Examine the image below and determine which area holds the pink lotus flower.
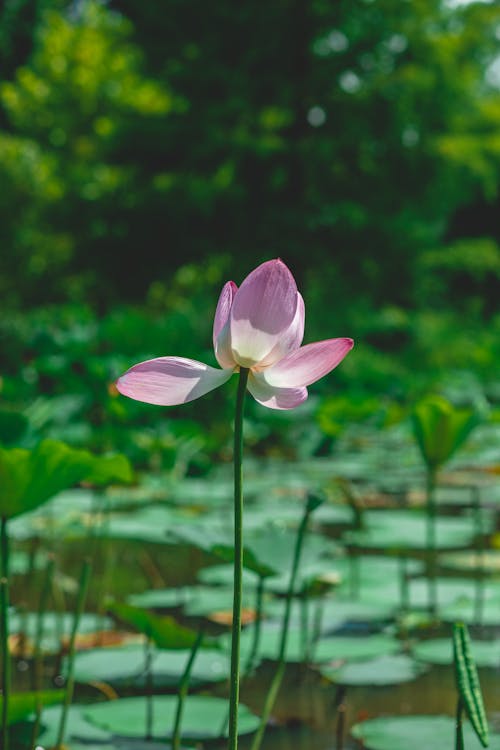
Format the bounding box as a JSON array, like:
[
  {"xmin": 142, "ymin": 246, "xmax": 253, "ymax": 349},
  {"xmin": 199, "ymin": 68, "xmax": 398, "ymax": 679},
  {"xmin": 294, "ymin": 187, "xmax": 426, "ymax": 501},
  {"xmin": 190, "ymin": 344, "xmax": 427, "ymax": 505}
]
[{"xmin": 116, "ymin": 259, "xmax": 354, "ymax": 410}]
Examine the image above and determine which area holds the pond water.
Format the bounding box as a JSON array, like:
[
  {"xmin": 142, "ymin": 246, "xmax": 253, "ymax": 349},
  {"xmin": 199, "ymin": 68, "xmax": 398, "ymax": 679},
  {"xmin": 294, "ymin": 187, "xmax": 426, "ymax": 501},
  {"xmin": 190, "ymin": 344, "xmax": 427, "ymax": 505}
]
[{"xmin": 5, "ymin": 418, "xmax": 500, "ymax": 750}]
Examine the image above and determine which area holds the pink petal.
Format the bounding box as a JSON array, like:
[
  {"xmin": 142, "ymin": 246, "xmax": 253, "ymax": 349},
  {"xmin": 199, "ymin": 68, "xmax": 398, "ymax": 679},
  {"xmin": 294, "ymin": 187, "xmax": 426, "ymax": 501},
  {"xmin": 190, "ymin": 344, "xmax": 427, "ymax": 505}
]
[
  {"xmin": 213, "ymin": 281, "xmax": 238, "ymax": 368},
  {"xmin": 116, "ymin": 357, "xmax": 234, "ymax": 406},
  {"xmin": 230, "ymin": 259, "xmax": 298, "ymax": 367},
  {"xmin": 261, "ymin": 338, "xmax": 354, "ymax": 388},
  {"xmin": 247, "ymin": 371, "xmax": 308, "ymax": 410},
  {"xmin": 258, "ymin": 292, "xmax": 305, "ymax": 367}
]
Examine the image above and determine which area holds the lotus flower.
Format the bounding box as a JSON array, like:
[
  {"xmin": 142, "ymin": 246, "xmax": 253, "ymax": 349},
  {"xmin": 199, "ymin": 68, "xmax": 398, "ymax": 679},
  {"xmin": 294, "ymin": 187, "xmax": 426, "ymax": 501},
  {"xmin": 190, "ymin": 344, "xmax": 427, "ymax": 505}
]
[{"xmin": 116, "ymin": 259, "xmax": 354, "ymax": 410}]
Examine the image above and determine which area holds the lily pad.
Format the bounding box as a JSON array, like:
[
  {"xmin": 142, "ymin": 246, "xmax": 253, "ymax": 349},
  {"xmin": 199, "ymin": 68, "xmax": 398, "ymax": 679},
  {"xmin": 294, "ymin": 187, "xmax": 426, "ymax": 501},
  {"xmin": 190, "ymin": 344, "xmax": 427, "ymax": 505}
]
[
  {"xmin": 37, "ymin": 704, "xmax": 113, "ymax": 747},
  {"xmin": 344, "ymin": 509, "xmax": 484, "ymax": 550},
  {"xmin": 314, "ymin": 634, "xmax": 401, "ymax": 663},
  {"xmin": 413, "ymin": 637, "xmax": 500, "ymax": 667},
  {"xmin": 351, "ymin": 715, "xmax": 500, "ymax": 750},
  {"xmin": 84, "ymin": 695, "xmax": 259, "ymax": 739},
  {"xmin": 127, "ymin": 587, "xmax": 191, "ymax": 609},
  {"xmin": 320, "ymin": 654, "xmax": 426, "ymax": 686},
  {"xmin": 9, "ymin": 611, "xmax": 113, "ymax": 653},
  {"xmin": 72, "ymin": 644, "xmax": 230, "ymax": 686}
]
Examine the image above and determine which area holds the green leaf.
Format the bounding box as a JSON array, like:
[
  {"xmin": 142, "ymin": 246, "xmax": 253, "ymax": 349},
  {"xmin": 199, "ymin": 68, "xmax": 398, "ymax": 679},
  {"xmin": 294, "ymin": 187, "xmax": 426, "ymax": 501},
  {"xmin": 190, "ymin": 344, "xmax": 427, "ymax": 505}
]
[
  {"xmin": 453, "ymin": 622, "xmax": 489, "ymax": 748},
  {"xmin": 84, "ymin": 695, "xmax": 260, "ymax": 739},
  {"xmin": 83, "ymin": 453, "xmax": 134, "ymax": 486},
  {"xmin": 0, "ymin": 689, "xmax": 64, "ymax": 725},
  {"xmin": 320, "ymin": 654, "xmax": 426, "ymax": 686},
  {"xmin": 351, "ymin": 716, "xmax": 500, "ymax": 750},
  {"xmin": 412, "ymin": 395, "xmax": 482, "ymax": 470},
  {"xmin": 0, "ymin": 440, "xmax": 132, "ymax": 519},
  {"xmin": 0, "ymin": 409, "xmax": 28, "ymax": 445},
  {"xmin": 108, "ymin": 601, "xmax": 210, "ymax": 650}
]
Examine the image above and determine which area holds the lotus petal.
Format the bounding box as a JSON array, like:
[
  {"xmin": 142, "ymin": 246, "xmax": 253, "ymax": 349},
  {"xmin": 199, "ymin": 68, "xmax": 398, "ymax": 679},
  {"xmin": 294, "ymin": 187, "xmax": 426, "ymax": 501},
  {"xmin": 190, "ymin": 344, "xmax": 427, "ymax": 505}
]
[
  {"xmin": 247, "ymin": 371, "xmax": 308, "ymax": 410},
  {"xmin": 261, "ymin": 338, "xmax": 354, "ymax": 388},
  {"xmin": 230, "ymin": 259, "xmax": 298, "ymax": 367},
  {"xmin": 116, "ymin": 358, "xmax": 234, "ymax": 406},
  {"xmin": 213, "ymin": 281, "xmax": 238, "ymax": 368}
]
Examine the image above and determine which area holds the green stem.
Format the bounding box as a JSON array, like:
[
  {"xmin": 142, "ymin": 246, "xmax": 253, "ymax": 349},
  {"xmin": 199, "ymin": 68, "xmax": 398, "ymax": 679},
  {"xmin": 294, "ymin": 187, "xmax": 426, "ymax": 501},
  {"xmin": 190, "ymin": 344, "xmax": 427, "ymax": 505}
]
[
  {"xmin": 145, "ymin": 634, "xmax": 153, "ymax": 741},
  {"xmin": 172, "ymin": 631, "xmax": 203, "ymax": 750},
  {"xmin": 33, "ymin": 554, "xmax": 55, "ymax": 691},
  {"xmin": 1, "ymin": 516, "xmax": 10, "ymax": 750},
  {"xmin": 55, "ymin": 559, "xmax": 91, "ymax": 750},
  {"xmin": 455, "ymin": 696, "xmax": 464, "ymax": 750},
  {"xmin": 399, "ymin": 552, "xmax": 409, "ymax": 614},
  {"xmin": 250, "ymin": 497, "xmax": 314, "ymax": 750},
  {"xmin": 426, "ymin": 468, "xmax": 437, "ymax": 617},
  {"xmin": 244, "ymin": 575, "xmax": 265, "ymax": 675},
  {"xmin": 228, "ymin": 367, "xmax": 249, "ymax": 750}
]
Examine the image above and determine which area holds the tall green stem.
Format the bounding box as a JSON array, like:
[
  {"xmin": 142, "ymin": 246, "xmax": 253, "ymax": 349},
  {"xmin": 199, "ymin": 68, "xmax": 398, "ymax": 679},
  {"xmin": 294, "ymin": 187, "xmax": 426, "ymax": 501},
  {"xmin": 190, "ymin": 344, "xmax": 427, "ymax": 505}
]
[
  {"xmin": 55, "ymin": 559, "xmax": 91, "ymax": 750},
  {"xmin": 426, "ymin": 468, "xmax": 437, "ymax": 616},
  {"xmin": 1, "ymin": 515, "xmax": 10, "ymax": 750},
  {"xmin": 250, "ymin": 496, "xmax": 315, "ymax": 750},
  {"xmin": 228, "ymin": 367, "xmax": 249, "ymax": 750},
  {"xmin": 244, "ymin": 575, "xmax": 265, "ymax": 675},
  {"xmin": 455, "ymin": 696, "xmax": 464, "ymax": 750},
  {"xmin": 172, "ymin": 631, "xmax": 203, "ymax": 750}
]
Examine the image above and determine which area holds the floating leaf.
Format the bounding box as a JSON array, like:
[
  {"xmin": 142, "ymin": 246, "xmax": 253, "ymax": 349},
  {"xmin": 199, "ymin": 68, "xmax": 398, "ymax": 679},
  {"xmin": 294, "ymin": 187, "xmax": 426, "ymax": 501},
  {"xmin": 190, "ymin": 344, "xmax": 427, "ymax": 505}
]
[
  {"xmin": 320, "ymin": 654, "xmax": 426, "ymax": 686},
  {"xmin": 72, "ymin": 644, "xmax": 230, "ymax": 687},
  {"xmin": 314, "ymin": 634, "xmax": 400, "ymax": 663},
  {"xmin": 84, "ymin": 695, "xmax": 259, "ymax": 739},
  {"xmin": 37, "ymin": 704, "xmax": 112, "ymax": 747},
  {"xmin": 351, "ymin": 715, "xmax": 500, "ymax": 750},
  {"xmin": 414, "ymin": 637, "xmax": 500, "ymax": 668}
]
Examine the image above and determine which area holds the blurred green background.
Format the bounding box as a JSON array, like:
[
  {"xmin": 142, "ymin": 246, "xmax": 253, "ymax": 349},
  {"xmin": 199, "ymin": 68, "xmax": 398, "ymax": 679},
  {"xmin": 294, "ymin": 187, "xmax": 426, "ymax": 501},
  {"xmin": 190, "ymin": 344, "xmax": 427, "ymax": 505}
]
[{"xmin": 0, "ymin": 0, "xmax": 499, "ymax": 466}]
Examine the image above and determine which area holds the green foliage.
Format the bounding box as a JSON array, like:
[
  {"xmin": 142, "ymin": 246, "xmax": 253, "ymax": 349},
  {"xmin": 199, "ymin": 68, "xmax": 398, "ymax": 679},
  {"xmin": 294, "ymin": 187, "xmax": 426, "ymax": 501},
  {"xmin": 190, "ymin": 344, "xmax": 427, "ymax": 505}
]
[
  {"xmin": 108, "ymin": 601, "xmax": 209, "ymax": 650},
  {"xmin": 1, "ymin": 0, "xmax": 500, "ymax": 310},
  {"xmin": 412, "ymin": 395, "xmax": 482, "ymax": 471},
  {"xmin": 453, "ymin": 622, "xmax": 489, "ymax": 748},
  {"xmin": 0, "ymin": 440, "xmax": 131, "ymax": 519},
  {"xmin": 0, "ymin": 689, "xmax": 64, "ymax": 725}
]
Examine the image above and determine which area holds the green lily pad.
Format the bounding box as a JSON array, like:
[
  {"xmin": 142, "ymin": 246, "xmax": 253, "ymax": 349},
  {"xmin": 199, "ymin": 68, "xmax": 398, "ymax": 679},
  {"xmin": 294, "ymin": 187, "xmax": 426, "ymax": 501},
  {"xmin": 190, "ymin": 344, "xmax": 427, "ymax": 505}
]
[
  {"xmin": 351, "ymin": 715, "xmax": 500, "ymax": 750},
  {"xmin": 440, "ymin": 598, "xmax": 500, "ymax": 625},
  {"xmin": 440, "ymin": 550, "xmax": 500, "ymax": 574},
  {"xmin": 413, "ymin": 637, "xmax": 500, "ymax": 667},
  {"xmin": 344, "ymin": 509, "xmax": 484, "ymax": 550},
  {"xmin": 197, "ymin": 564, "xmax": 259, "ymax": 587},
  {"xmin": 84, "ymin": 695, "xmax": 259, "ymax": 739},
  {"xmin": 320, "ymin": 654, "xmax": 426, "ymax": 686},
  {"xmin": 314, "ymin": 634, "xmax": 401, "ymax": 663},
  {"xmin": 72, "ymin": 644, "xmax": 230, "ymax": 686},
  {"xmin": 127, "ymin": 588, "xmax": 191, "ymax": 609},
  {"xmin": 9, "ymin": 611, "xmax": 113, "ymax": 653},
  {"xmin": 37, "ymin": 704, "xmax": 113, "ymax": 747}
]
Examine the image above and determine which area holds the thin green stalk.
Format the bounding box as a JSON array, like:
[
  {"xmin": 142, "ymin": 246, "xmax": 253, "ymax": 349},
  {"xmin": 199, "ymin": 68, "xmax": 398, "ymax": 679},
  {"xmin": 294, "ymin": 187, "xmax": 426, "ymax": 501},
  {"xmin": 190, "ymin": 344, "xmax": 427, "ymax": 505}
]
[
  {"xmin": 30, "ymin": 554, "xmax": 56, "ymax": 750},
  {"xmin": 244, "ymin": 575, "xmax": 265, "ymax": 675},
  {"xmin": 300, "ymin": 588, "xmax": 310, "ymax": 663},
  {"xmin": 250, "ymin": 497, "xmax": 315, "ymax": 750},
  {"xmin": 455, "ymin": 696, "xmax": 464, "ymax": 750},
  {"xmin": 472, "ymin": 486, "xmax": 485, "ymax": 625},
  {"xmin": 32, "ymin": 554, "xmax": 56, "ymax": 691},
  {"xmin": 55, "ymin": 559, "xmax": 91, "ymax": 750},
  {"xmin": 399, "ymin": 553, "xmax": 409, "ymax": 614},
  {"xmin": 172, "ymin": 631, "xmax": 203, "ymax": 750},
  {"xmin": 1, "ymin": 515, "xmax": 10, "ymax": 750},
  {"xmin": 426, "ymin": 469, "xmax": 437, "ymax": 616},
  {"xmin": 145, "ymin": 634, "xmax": 154, "ymax": 741},
  {"xmin": 228, "ymin": 367, "xmax": 249, "ymax": 750}
]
